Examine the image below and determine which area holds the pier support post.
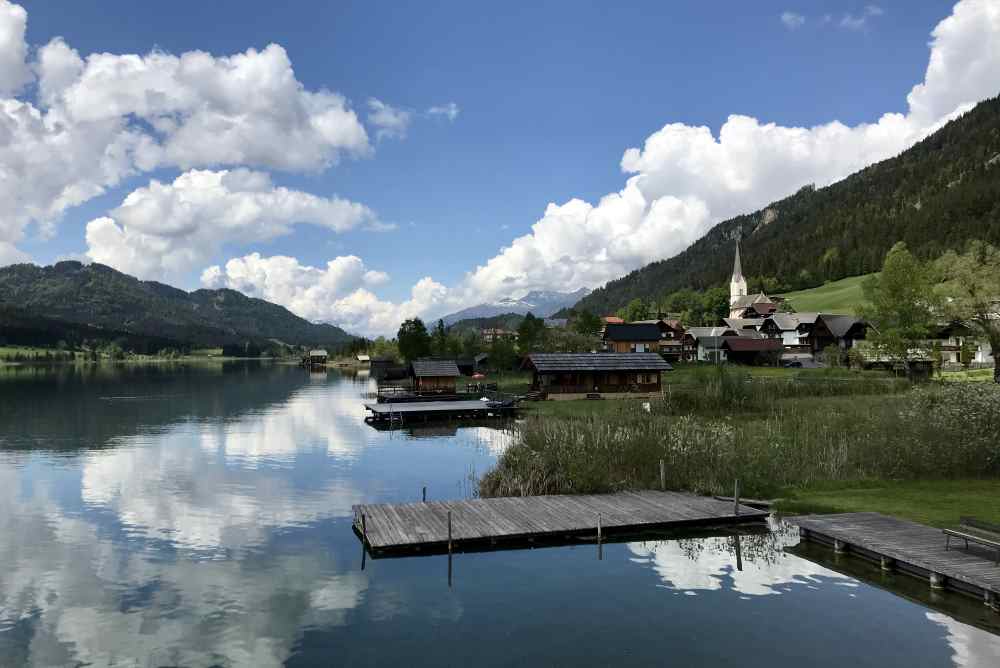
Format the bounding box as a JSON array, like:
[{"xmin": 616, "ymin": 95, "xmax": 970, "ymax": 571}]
[
  {"xmin": 659, "ymin": 459, "xmax": 666, "ymax": 491},
  {"xmin": 930, "ymin": 572, "xmax": 946, "ymax": 589},
  {"xmin": 733, "ymin": 479, "xmax": 740, "ymax": 516},
  {"xmin": 880, "ymin": 556, "xmax": 894, "ymax": 572},
  {"xmin": 422, "ymin": 486, "xmax": 427, "ymax": 502},
  {"xmin": 361, "ymin": 513, "xmax": 368, "ymax": 547},
  {"xmin": 447, "ymin": 510, "xmax": 453, "ymax": 555},
  {"xmin": 833, "ymin": 539, "xmax": 847, "ymax": 554},
  {"xmin": 597, "ymin": 513, "xmax": 603, "ymax": 561}
]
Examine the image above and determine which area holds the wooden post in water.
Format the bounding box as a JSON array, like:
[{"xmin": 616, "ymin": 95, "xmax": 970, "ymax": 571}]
[
  {"xmin": 361, "ymin": 513, "xmax": 369, "ymax": 549},
  {"xmin": 659, "ymin": 459, "xmax": 666, "ymax": 491},
  {"xmin": 597, "ymin": 512, "xmax": 603, "ymax": 561},
  {"xmin": 447, "ymin": 510, "xmax": 453, "ymax": 554},
  {"xmin": 733, "ymin": 479, "xmax": 740, "ymax": 516},
  {"xmin": 422, "ymin": 486, "xmax": 427, "ymax": 502}
]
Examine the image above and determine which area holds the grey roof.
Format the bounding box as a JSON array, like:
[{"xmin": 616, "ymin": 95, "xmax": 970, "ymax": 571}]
[
  {"xmin": 723, "ymin": 318, "xmax": 760, "ymax": 330},
  {"xmin": 529, "ymin": 353, "xmax": 672, "ymax": 373},
  {"xmin": 474, "ymin": 352, "xmax": 489, "ymax": 363},
  {"xmin": 794, "ymin": 312, "xmax": 820, "ymax": 324},
  {"xmin": 686, "ymin": 326, "xmax": 735, "ymax": 339},
  {"xmin": 309, "ymin": 349, "xmax": 328, "ymax": 357},
  {"xmin": 603, "ymin": 323, "xmax": 663, "ymax": 342},
  {"xmin": 767, "ymin": 314, "xmax": 800, "ymax": 331},
  {"xmin": 730, "ymin": 292, "xmax": 773, "ymax": 309},
  {"xmin": 819, "ymin": 314, "xmax": 867, "ymax": 338},
  {"xmin": 735, "ymin": 329, "xmax": 765, "ymax": 339},
  {"xmin": 411, "ymin": 359, "xmax": 461, "ymax": 377}
]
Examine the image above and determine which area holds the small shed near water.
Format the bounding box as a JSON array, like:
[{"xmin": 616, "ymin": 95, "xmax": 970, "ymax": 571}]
[{"xmin": 410, "ymin": 359, "xmax": 462, "ymax": 394}]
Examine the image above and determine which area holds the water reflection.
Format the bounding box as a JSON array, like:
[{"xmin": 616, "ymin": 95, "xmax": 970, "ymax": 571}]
[{"xmin": 1, "ymin": 364, "xmax": 998, "ymax": 667}]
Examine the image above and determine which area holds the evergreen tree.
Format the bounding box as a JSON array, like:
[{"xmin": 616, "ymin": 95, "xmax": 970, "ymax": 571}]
[{"xmin": 397, "ymin": 318, "xmax": 431, "ymax": 362}]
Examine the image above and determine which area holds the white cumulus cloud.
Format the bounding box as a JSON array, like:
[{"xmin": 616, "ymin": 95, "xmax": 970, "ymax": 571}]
[
  {"xmin": 427, "ymin": 102, "xmax": 460, "ymax": 121},
  {"xmin": 366, "ymin": 98, "xmax": 412, "ymax": 141},
  {"xmin": 0, "ymin": 0, "xmax": 375, "ymax": 266},
  {"xmin": 780, "ymin": 12, "xmax": 806, "ymax": 30},
  {"xmin": 201, "ymin": 253, "xmax": 449, "ymax": 336},
  {"xmin": 85, "ymin": 169, "xmax": 377, "ymax": 280}
]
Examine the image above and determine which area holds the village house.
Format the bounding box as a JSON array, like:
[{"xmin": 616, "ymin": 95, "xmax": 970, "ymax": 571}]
[
  {"xmin": 602, "ymin": 323, "xmax": 663, "ymax": 353},
  {"xmin": 410, "ymin": 359, "xmax": 462, "ymax": 394},
  {"xmin": 684, "ymin": 326, "xmax": 737, "ymax": 363},
  {"xmin": 811, "ymin": 314, "xmax": 869, "ymax": 352},
  {"xmin": 526, "ymin": 352, "xmax": 672, "ymax": 399},
  {"xmin": 632, "ymin": 318, "xmax": 690, "ymax": 361},
  {"xmin": 307, "ymin": 349, "xmax": 328, "ymax": 366}
]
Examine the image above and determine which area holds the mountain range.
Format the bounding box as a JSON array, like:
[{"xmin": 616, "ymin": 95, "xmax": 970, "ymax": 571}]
[
  {"xmin": 570, "ymin": 94, "xmax": 1000, "ymax": 316},
  {"xmin": 441, "ymin": 288, "xmax": 590, "ymax": 325},
  {"xmin": 0, "ymin": 261, "xmax": 353, "ymax": 350}
]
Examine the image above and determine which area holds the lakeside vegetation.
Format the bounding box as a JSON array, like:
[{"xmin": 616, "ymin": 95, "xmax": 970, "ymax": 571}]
[{"xmin": 480, "ymin": 366, "xmax": 999, "ymax": 525}]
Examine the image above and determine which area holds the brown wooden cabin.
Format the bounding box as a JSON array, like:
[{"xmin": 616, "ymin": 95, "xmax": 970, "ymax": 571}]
[
  {"xmin": 410, "ymin": 359, "xmax": 461, "ymax": 394},
  {"xmin": 602, "ymin": 323, "xmax": 662, "ymax": 353},
  {"xmin": 722, "ymin": 336, "xmax": 783, "ymax": 365},
  {"xmin": 527, "ymin": 352, "xmax": 672, "ymax": 397}
]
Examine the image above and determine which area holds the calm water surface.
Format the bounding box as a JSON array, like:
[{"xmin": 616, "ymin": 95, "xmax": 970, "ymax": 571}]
[{"xmin": 1, "ymin": 363, "xmax": 998, "ymax": 667}]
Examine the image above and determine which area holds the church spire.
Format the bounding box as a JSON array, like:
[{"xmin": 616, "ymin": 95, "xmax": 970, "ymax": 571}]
[{"xmin": 731, "ymin": 240, "xmax": 743, "ymax": 282}]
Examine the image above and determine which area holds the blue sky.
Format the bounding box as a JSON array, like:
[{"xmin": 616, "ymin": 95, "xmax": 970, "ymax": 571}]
[{"xmin": 4, "ymin": 1, "xmax": 998, "ymax": 334}]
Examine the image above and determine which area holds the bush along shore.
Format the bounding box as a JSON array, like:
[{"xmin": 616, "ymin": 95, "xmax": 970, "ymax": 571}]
[{"xmin": 479, "ymin": 366, "xmax": 999, "ymax": 503}]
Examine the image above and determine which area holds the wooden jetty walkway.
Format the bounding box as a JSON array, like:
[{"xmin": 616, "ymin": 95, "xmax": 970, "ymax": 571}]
[
  {"xmin": 364, "ymin": 399, "xmax": 516, "ymax": 423},
  {"xmin": 353, "ymin": 490, "xmax": 768, "ymax": 556},
  {"xmin": 794, "ymin": 513, "xmax": 1000, "ymax": 607}
]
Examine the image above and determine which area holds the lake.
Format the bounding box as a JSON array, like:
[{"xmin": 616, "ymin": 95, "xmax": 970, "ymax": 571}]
[{"xmin": 1, "ymin": 362, "xmax": 998, "ymax": 666}]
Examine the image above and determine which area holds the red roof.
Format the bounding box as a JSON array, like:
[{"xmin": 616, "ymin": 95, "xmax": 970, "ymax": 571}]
[
  {"xmin": 723, "ymin": 337, "xmax": 783, "ymax": 352},
  {"xmin": 602, "ymin": 316, "xmax": 624, "ymax": 324}
]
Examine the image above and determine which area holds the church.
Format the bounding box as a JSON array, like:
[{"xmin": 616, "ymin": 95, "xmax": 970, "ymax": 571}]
[{"xmin": 728, "ymin": 242, "xmax": 777, "ymax": 320}]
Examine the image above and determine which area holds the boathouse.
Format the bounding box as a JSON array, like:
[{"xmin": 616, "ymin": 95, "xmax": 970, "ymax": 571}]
[
  {"xmin": 526, "ymin": 352, "xmax": 672, "ymax": 399},
  {"xmin": 410, "ymin": 359, "xmax": 461, "ymax": 394},
  {"xmin": 308, "ymin": 349, "xmax": 328, "ymax": 366}
]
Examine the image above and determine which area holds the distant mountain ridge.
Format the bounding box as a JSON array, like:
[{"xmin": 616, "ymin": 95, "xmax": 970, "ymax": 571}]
[
  {"xmin": 571, "ymin": 94, "xmax": 1000, "ymax": 316},
  {"xmin": 0, "ymin": 261, "xmax": 354, "ymax": 348},
  {"xmin": 442, "ymin": 288, "xmax": 589, "ymax": 325}
]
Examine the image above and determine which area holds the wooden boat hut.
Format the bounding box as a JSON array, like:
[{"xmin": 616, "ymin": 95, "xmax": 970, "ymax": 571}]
[
  {"xmin": 410, "ymin": 359, "xmax": 461, "ymax": 395},
  {"xmin": 526, "ymin": 353, "xmax": 672, "ymax": 399},
  {"xmin": 308, "ymin": 349, "xmax": 328, "ymax": 367}
]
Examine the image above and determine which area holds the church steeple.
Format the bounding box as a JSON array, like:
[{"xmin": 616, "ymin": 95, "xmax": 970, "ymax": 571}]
[
  {"xmin": 731, "ymin": 241, "xmax": 744, "ymax": 283},
  {"xmin": 729, "ymin": 241, "xmax": 747, "ymax": 310}
]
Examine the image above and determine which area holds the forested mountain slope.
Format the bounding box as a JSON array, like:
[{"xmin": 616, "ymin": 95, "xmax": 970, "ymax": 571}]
[
  {"xmin": 573, "ymin": 94, "xmax": 1000, "ymax": 315},
  {"xmin": 0, "ymin": 261, "xmax": 353, "ymax": 348}
]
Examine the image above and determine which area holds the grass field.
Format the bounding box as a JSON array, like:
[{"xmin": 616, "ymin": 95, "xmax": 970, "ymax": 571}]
[
  {"xmin": 775, "ymin": 479, "xmax": 1000, "ymax": 527},
  {"xmin": 940, "ymin": 368, "xmax": 995, "ymax": 382},
  {"xmin": 777, "ymin": 273, "xmax": 874, "ymax": 314}
]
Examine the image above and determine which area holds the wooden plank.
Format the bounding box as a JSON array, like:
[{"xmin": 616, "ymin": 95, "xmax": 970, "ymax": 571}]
[
  {"xmin": 356, "ymin": 491, "xmax": 767, "ymax": 552},
  {"xmin": 794, "ymin": 512, "xmax": 1000, "ymax": 593}
]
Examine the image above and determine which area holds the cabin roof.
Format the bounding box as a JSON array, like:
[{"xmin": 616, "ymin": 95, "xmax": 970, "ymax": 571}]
[
  {"xmin": 819, "ymin": 314, "xmax": 867, "ymax": 338},
  {"xmin": 723, "ymin": 318, "xmax": 760, "ymax": 330},
  {"xmin": 528, "ymin": 353, "xmax": 672, "ymax": 373},
  {"xmin": 723, "ymin": 337, "xmax": 783, "ymax": 352},
  {"xmin": 309, "ymin": 349, "xmax": 328, "ymax": 357},
  {"xmin": 411, "ymin": 359, "xmax": 461, "ymax": 377},
  {"xmin": 602, "ymin": 323, "xmax": 662, "ymax": 342},
  {"xmin": 686, "ymin": 326, "xmax": 736, "ymax": 339}
]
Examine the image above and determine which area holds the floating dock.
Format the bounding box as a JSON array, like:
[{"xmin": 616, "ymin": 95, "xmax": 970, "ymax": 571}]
[
  {"xmin": 364, "ymin": 399, "xmax": 516, "ymax": 423},
  {"xmin": 794, "ymin": 512, "xmax": 1000, "ymax": 608},
  {"xmin": 352, "ymin": 490, "xmax": 768, "ymax": 556}
]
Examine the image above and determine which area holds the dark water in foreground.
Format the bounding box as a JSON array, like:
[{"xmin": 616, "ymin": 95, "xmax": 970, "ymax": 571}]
[{"xmin": 1, "ymin": 363, "xmax": 998, "ymax": 667}]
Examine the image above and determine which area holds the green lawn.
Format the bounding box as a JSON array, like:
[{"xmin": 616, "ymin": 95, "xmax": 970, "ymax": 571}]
[
  {"xmin": 940, "ymin": 368, "xmax": 995, "ymax": 382},
  {"xmin": 777, "ymin": 273, "xmax": 874, "ymax": 314},
  {"xmin": 775, "ymin": 479, "xmax": 1000, "ymax": 527}
]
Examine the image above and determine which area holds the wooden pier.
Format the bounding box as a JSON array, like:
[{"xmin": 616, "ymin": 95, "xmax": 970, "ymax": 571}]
[
  {"xmin": 364, "ymin": 399, "xmax": 516, "ymax": 423},
  {"xmin": 794, "ymin": 513, "xmax": 1000, "ymax": 608},
  {"xmin": 352, "ymin": 490, "xmax": 768, "ymax": 556}
]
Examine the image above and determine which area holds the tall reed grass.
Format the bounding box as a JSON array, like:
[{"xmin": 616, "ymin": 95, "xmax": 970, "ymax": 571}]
[{"xmin": 479, "ymin": 377, "xmax": 999, "ymax": 499}]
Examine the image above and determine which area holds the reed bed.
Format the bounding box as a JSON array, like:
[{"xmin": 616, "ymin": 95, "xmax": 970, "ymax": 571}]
[{"xmin": 479, "ymin": 376, "xmax": 1000, "ymax": 499}]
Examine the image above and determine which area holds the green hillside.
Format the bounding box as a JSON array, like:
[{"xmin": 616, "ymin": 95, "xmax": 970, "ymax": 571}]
[
  {"xmin": 0, "ymin": 261, "xmax": 354, "ymax": 350},
  {"xmin": 777, "ymin": 274, "xmax": 873, "ymax": 315},
  {"xmin": 572, "ymin": 94, "xmax": 1000, "ymax": 315}
]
